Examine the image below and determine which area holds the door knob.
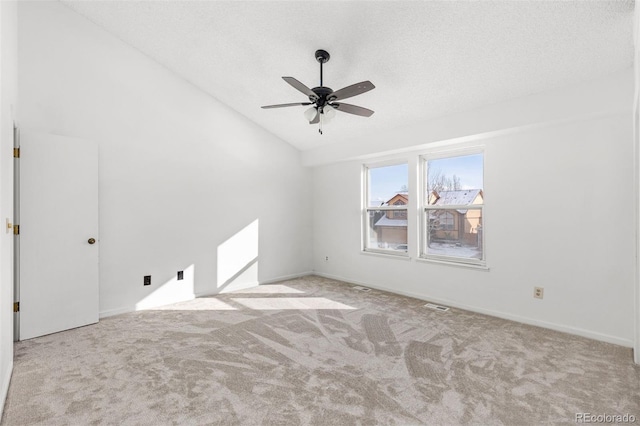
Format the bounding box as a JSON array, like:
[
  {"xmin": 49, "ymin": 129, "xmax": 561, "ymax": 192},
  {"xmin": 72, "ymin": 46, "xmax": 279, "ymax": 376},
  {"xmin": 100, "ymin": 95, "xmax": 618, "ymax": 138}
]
[{"xmin": 88, "ymin": 238, "xmax": 96, "ymax": 245}]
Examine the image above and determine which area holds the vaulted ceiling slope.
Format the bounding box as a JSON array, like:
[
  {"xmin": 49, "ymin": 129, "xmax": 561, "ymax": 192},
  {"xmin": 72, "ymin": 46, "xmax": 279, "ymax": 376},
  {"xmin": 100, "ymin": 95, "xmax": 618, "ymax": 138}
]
[{"xmin": 61, "ymin": 0, "xmax": 634, "ymax": 151}]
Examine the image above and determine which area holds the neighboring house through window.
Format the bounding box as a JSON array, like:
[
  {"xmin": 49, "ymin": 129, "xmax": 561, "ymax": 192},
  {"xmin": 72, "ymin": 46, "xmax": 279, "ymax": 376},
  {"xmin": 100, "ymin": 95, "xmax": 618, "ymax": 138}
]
[
  {"xmin": 422, "ymin": 150, "xmax": 484, "ymax": 265},
  {"xmin": 363, "ymin": 163, "xmax": 408, "ymax": 254}
]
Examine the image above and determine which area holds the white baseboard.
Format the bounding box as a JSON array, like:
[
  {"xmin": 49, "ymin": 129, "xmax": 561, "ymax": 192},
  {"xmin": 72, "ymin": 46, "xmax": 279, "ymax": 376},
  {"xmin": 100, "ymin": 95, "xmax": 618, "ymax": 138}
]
[
  {"xmin": 194, "ymin": 271, "xmax": 313, "ymax": 298},
  {"xmin": 314, "ymin": 272, "xmax": 633, "ymax": 348},
  {"xmin": 0, "ymin": 360, "xmax": 13, "ymax": 420},
  {"xmin": 259, "ymin": 271, "xmax": 314, "ymax": 285},
  {"xmin": 99, "ymin": 306, "xmax": 135, "ymax": 319},
  {"xmin": 100, "ymin": 294, "xmax": 197, "ymax": 318}
]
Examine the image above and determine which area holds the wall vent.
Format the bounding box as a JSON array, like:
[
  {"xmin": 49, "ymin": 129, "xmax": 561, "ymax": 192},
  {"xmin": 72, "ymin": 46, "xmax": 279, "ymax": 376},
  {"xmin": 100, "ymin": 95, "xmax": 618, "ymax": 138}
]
[
  {"xmin": 425, "ymin": 303, "xmax": 450, "ymax": 312},
  {"xmin": 352, "ymin": 286, "xmax": 371, "ymax": 292}
]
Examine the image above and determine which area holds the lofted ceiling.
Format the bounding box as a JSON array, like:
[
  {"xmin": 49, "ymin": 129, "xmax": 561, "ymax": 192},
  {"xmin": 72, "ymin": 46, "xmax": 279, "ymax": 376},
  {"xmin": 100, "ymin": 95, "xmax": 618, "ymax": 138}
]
[{"xmin": 61, "ymin": 0, "xmax": 634, "ymax": 152}]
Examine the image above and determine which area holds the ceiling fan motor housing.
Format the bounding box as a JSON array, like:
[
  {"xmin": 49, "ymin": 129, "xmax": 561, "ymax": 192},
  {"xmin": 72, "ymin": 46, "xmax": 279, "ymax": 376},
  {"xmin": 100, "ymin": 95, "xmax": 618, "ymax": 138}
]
[{"xmin": 310, "ymin": 86, "xmax": 334, "ymax": 106}]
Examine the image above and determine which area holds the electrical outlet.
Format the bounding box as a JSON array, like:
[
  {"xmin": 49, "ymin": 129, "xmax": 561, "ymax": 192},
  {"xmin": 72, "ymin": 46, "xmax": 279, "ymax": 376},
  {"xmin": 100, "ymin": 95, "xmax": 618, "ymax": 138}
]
[
  {"xmin": 534, "ymin": 287, "xmax": 544, "ymax": 299},
  {"xmin": 177, "ymin": 271, "xmax": 184, "ymax": 280},
  {"xmin": 144, "ymin": 275, "xmax": 151, "ymax": 286},
  {"xmin": 325, "ymin": 256, "xmax": 329, "ymax": 262}
]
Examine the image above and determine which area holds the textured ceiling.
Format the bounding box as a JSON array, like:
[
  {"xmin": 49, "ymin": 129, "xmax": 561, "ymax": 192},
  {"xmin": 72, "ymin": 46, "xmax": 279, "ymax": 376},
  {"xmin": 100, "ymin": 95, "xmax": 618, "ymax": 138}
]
[{"xmin": 61, "ymin": 0, "xmax": 634, "ymax": 151}]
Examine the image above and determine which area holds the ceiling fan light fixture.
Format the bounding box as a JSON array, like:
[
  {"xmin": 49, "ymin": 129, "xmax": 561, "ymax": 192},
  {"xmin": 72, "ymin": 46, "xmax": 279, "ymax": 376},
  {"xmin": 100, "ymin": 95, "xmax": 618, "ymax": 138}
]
[
  {"xmin": 322, "ymin": 104, "xmax": 336, "ymax": 122},
  {"xmin": 304, "ymin": 106, "xmax": 318, "ymax": 123}
]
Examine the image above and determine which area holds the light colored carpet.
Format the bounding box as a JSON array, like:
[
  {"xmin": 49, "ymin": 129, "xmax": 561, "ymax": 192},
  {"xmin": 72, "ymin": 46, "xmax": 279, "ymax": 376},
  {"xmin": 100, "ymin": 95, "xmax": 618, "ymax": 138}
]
[{"xmin": 2, "ymin": 275, "xmax": 639, "ymax": 425}]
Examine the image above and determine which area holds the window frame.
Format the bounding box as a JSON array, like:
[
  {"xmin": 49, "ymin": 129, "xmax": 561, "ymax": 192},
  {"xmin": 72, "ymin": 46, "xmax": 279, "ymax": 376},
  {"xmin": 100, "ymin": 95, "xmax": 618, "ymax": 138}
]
[
  {"xmin": 362, "ymin": 161, "xmax": 409, "ymax": 256},
  {"xmin": 419, "ymin": 147, "xmax": 486, "ymax": 266}
]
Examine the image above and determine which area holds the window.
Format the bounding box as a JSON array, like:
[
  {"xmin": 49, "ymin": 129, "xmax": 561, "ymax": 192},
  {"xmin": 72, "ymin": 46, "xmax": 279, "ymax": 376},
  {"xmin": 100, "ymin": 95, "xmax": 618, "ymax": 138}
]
[
  {"xmin": 422, "ymin": 151, "xmax": 484, "ymax": 264},
  {"xmin": 363, "ymin": 163, "xmax": 408, "ymax": 254}
]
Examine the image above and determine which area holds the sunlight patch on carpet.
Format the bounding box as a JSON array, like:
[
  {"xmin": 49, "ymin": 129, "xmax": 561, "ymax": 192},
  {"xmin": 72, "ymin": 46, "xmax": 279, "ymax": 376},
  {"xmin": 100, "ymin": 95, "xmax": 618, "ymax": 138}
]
[
  {"xmin": 230, "ymin": 284, "xmax": 305, "ymax": 294},
  {"xmin": 230, "ymin": 297, "xmax": 356, "ymax": 310},
  {"xmin": 153, "ymin": 298, "xmax": 237, "ymax": 310}
]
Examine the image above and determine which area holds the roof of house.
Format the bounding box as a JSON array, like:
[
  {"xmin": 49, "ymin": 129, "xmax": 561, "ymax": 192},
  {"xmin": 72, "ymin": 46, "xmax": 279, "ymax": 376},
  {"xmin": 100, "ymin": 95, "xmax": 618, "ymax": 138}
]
[
  {"xmin": 374, "ymin": 216, "xmax": 408, "ymax": 227},
  {"xmin": 369, "ymin": 192, "xmax": 408, "ymax": 208},
  {"xmin": 387, "ymin": 193, "xmax": 408, "ymax": 204},
  {"xmin": 430, "ymin": 189, "xmax": 483, "ymax": 214},
  {"xmin": 431, "ymin": 189, "xmax": 482, "ymax": 206}
]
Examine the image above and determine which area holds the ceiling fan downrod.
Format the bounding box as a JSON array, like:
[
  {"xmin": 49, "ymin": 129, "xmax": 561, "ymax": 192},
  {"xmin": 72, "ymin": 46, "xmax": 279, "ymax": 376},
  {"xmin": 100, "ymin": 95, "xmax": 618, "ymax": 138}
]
[
  {"xmin": 315, "ymin": 49, "xmax": 330, "ymax": 87},
  {"xmin": 315, "ymin": 50, "xmax": 330, "ymax": 135}
]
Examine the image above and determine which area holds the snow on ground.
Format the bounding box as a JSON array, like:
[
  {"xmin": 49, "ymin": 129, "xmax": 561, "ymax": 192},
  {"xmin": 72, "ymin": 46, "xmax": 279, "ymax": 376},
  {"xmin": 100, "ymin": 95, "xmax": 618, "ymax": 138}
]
[
  {"xmin": 427, "ymin": 242, "xmax": 482, "ymax": 259},
  {"xmin": 367, "ymin": 240, "xmax": 482, "ymax": 259}
]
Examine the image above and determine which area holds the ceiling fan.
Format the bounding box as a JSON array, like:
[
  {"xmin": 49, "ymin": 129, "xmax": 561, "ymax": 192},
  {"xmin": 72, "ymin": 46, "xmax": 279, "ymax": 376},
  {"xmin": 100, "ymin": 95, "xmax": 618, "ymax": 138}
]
[{"xmin": 261, "ymin": 50, "xmax": 375, "ymax": 134}]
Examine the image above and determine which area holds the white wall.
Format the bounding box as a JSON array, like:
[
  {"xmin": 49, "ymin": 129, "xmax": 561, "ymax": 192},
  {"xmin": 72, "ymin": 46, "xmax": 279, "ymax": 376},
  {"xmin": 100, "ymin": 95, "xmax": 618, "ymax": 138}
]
[
  {"xmin": 633, "ymin": 3, "xmax": 640, "ymax": 364},
  {"xmin": 312, "ymin": 70, "xmax": 636, "ymax": 347},
  {"xmin": 18, "ymin": 1, "xmax": 312, "ymax": 316},
  {"xmin": 0, "ymin": 0, "xmax": 17, "ymax": 417},
  {"xmin": 303, "ymin": 70, "xmax": 631, "ymax": 167}
]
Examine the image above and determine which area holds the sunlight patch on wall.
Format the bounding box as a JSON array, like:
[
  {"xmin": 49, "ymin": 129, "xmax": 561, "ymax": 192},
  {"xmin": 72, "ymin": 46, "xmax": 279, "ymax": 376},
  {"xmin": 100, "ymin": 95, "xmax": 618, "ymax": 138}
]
[
  {"xmin": 135, "ymin": 264, "xmax": 196, "ymax": 310},
  {"xmin": 217, "ymin": 219, "xmax": 259, "ymax": 292},
  {"xmin": 230, "ymin": 297, "xmax": 356, "ymax": 310}
]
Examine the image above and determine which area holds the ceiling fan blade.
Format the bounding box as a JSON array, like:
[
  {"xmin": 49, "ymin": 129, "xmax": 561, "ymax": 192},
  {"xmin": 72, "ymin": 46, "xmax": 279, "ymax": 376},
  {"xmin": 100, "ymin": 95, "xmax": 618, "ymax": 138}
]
[
  {"xmin": 332, "ymin": 102, "xmax": 374, "ymax": 117},
  {"xmin": 282, "ymin": 77, "xmax": 317, "ymax": 100},
  {"xmin": 261, "ymin": 102, "xmax": 312, "ymax": 109},
  {"xmin": 309, "ymin": 112, "xmax": 320, "ymax": 124},
  {"xmin": 329, "ymin": 81, "xmax": 375, "ymax": 101}
]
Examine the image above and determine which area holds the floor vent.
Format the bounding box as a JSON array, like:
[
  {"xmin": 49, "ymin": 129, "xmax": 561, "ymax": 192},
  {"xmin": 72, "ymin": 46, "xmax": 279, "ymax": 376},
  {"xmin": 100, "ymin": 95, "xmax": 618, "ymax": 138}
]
[
  {"xmin": 425, "ymin": 303, "xmax": 450, "ymax": 312},
  {"xmin": 352, "ymin": 286, "xmax": 371, "ymax": 292}
]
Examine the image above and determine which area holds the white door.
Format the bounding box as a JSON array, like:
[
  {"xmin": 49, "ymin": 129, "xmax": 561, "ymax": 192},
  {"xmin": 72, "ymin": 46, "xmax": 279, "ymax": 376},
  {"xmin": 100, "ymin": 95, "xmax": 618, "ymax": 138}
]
[{"xmin": 20, "ymin": 131, "xmax": 99, "ymax": 340}]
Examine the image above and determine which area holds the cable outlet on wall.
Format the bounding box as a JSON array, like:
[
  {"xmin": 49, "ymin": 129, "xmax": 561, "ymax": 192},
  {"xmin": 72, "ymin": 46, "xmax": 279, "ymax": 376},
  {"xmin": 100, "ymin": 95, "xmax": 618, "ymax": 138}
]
[{"xmin": 534, "ymin": 287, "xmax": 544, "ymax": 299}]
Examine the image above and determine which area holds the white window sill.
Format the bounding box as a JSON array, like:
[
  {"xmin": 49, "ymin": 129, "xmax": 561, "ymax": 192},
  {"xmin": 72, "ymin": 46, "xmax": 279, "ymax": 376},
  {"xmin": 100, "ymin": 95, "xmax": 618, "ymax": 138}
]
[
  {"xmin": 360, "ymin": 250, "xmax": 489, "ymax": 270},
  {"xmin": 415, "ymin": 256, "xmax": 490, "ymax": 271},
  {"xmin": 361, "ymin": 250, "xmax": 411, "ymax": 261}
]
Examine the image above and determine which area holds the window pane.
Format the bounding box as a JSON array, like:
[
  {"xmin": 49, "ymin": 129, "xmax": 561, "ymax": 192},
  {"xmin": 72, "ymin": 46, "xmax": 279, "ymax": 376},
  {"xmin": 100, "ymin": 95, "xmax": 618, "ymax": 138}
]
[
  {"xmin": 368, "ymin": 164, "xmax": 409, "ymax": 207},
  {"xmin": 366, "ymin": 209, "xmax": 408, "ymax": 252},
  {"xmin": 426, "ymin": 154, "xmax": 483, "ymax": 205},
  {"xmin": 427, "ymin": 208, "xmax": 483, "ymax": 260}
]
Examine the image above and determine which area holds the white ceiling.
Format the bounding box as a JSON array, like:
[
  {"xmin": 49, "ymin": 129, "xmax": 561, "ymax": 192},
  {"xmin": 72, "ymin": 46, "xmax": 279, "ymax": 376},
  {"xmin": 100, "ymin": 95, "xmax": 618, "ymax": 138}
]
[{"xmin": 61, "ymin": 0, "xmax": 634, "ymax": 152}]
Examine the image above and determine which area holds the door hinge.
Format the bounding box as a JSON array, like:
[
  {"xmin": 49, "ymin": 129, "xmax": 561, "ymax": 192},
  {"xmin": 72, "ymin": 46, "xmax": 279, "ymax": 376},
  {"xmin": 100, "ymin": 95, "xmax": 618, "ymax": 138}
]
[
  {"xmin": 13, "ymin": 148, "xmax": 19, "ymax": 158},
  {"xmin": 13, "ymin": 224, "xmax": 19, "ymax": 235},
  {"xmin": 13, "ymin": 302, "xmax": 19, "ymax": 313}
]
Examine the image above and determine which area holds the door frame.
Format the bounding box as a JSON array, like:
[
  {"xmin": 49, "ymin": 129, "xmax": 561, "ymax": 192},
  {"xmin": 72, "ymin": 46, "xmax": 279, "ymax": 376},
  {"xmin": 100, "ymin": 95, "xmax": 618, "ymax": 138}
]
[{"xmin": 13, "ymin": 123, "xmax": 19, "ymax": 342}]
